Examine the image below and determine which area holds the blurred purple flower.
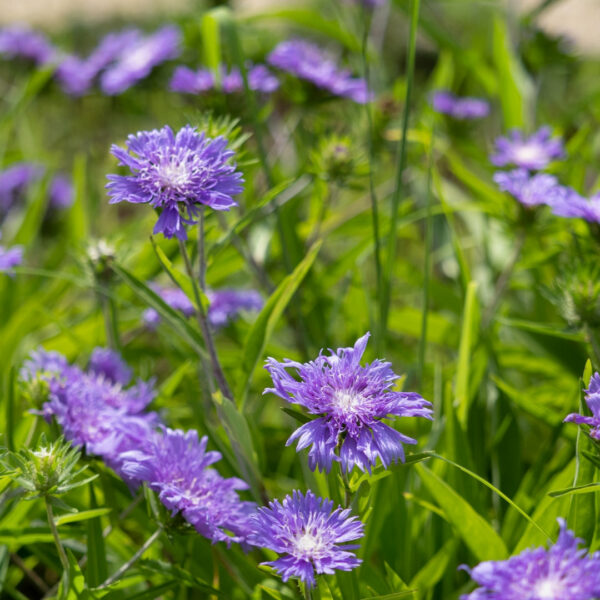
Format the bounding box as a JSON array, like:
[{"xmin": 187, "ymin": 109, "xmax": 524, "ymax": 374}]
[
  {"xmin": 248, "ymin": 490, "xmax": 364, "ymax": 588},
  {"xmin": 88, "ymin": 347, "xmax": 132, "ymax": 386},
  {"xmin": 565, "ymin": 372, "xmax": 600, "ymax": 440},
  {"xmin": 142, "ymin": 285, "xmax": 195, "ymax": 328},
  {"xmin": 107, "ymin": 124, "xmax": 243, "ymax": 239},
  {"xmin": 170, "ymin": 66, "xmax": 215, "ymax": 94},
  {"xmin": 548, "ymin": 188, "xmax": 600, "ymax": 223},
  {"xmin": 207, "ymin": 289, "xmax": 263, "ymax": 329},
  {"xmin": 49, "ymin": 174, "xmax": 73, "ymax": 209},
  {"xmin": 493, "ymin": 169, "xmax": 561, "ymax": 207},
  {"xmin": 460, "ymin": 519, "xmax": 600, "ymax": 600},
  {"xmin": 0, "ymin": 242, "xmax": 23, "ymax": 275},
  {"xmin": 100, "ymin": 25, "xmax": 180, "ymax": 95},
  {"xmin": 264, "ymin": 332, "xmax": 433, "ymax": 473},
  {"xmin": 431, "ymin": 90, "xmax": 489, "ymax": 120},
  {"xmin": 0, "ymin": 163, "xmax": 42, "ymax": 215},
  {"xmin": 268, "ymin": 39, "xmax": 371, "ymax": 104},
  {"xmin": 121, "ymin": 427, "xmax": 255, "ymax": 545},
  {"xmin": 20, "ymin": 348, "xmax": 70, "ymax": 381},
  {"xmin": 490, "ymin": 127, "xmax": 565, "ymax": 170},
  {"xmin": 0, "ymin": 25, "xmax": 56, "ymax": 65}
]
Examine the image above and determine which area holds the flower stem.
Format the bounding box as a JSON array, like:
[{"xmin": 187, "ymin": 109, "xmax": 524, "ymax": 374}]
[
  {"xmin": 45, "ymin": 498, "xmax": 69, "ymax": 573},
  {"xmin": 178, "ymin": 238, "xmax": 233, "ymax": 401},
  {"xmin": 96, "ymin": 528, "xmax": 162, "ymax": 589},
  {"xmin": 198, "ymin": 207, "xmax": 206, "ymax": 293}
]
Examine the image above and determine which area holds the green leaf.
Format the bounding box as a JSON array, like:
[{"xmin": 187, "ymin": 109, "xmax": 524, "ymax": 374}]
[
  {"xmin": 281, "ymin": 406, "xmax": 311, "ymax": 424},
  {"xmin": 55, "ymin": 508, "xmax": 112, "ymax": 527},
  {"xmin": 138, "ymin": 559, "xmax": 222, "ymax": 595},
  {"xmin": 12, "ymin": 176, "xmax": 50, "ymax": 247},
  {"xmin": 456, "ymin": 281, "xmax": 479, "ymax": 427},
  {"xmin": 67, "ymin": 154, "xmax": 89, "ymax": 246},
  {"xmin": 496, "ymin": 318, "xmax": 585, "ymax": 341},
  {"xmin": 201, "ymin": 8, "xmax": 224, "ymax": 76},
  {"xmin": 350, "ymin": 452, "xmax": 434, "ymax": 491},
  {"xmin": 409, "ymin": 538, "xmax": 458, "ymax": 591},
  {"xmin": 361, "ymin": 593, "xmax": 416, "ymax": 600},
  {"xmin": 237, "ymin": 241, "xmax": 322, "ymax": 406},
  {"xmin": 104, "ymin": 581, "xmax": 178, "ymax": 600},
  {"xmin": 86, "ymin": 484, "xmax": 108, "ymax": 588},
  {"xmin": 549, "ymin": 482, "xmax": 600, "ymax": 498},
  {"xmin": 415, "ymin": 464, "xmax": 508, "ymax": 561}
]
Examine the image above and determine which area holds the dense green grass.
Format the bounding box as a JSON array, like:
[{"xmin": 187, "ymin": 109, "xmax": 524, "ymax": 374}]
[{"xmin": 1, "ymin": 0, "xmax": 600, "ymax": 598}]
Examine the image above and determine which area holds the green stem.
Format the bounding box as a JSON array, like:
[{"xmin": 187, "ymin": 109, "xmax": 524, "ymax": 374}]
[
  {"xmin": 585, "ymin": 326, "xmax": 600, "ymax": 369},
  {"xmin": 179, "ymin": 238, "xmax": 233, "ymax": 401},
  {"xmin": 382, "ymin": 0, "xmax": 421, "ymax": 333},
  {"xmin": 198, "ymin": 207, "xmax": 206, "ymax": 292},
  {"xmin": 45, "ymin": 499, "xmax": 69, "ymax": 573}
]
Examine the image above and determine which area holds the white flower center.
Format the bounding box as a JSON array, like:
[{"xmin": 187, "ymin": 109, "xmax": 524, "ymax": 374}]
[
  {"xmin": 157, "ymin": 162, "xmax": 191, "ymax": 189},
  {"xmin": 121, "ymin": 42, "xmax": 154, "ymax": 71},
  {"xmin": 514, "ymin": 143, "xmax": 543, "ymax": 164},
  {"xmin": 332, "ymin": 390, "xmax": 362, "ymax": 413},
  {"xmin": 533, "ymin": 577, "xmax": 565, "ymax": 599},
  {"xmin": 294, "ymin": 531, "xmax": 325, "ymax": 557}
]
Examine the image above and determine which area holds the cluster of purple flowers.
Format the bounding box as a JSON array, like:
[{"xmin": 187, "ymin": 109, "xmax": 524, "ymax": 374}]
[
  {"xmin": 0, "ymin": 163, "xmax": 73, "ymax": 217},
  {"xmin": 431, "ymin": 90, "xmax": 490, "ymax": 120},
  {"xmin": 265, "ymin": 332, "xmax": 433, "ymax": 473},
  {"xmin": 267, "ymin": 39, "xmax": 371, "ymax": 104},
  {"xmin": 0, "ymin": 24, "xmax": 55, "ymax": 65},
  {"xmin": 107, "ymin": 124, "xmax": 243, "ymax": 239},
  {"xmin": 461, "ymin": 519, "xmax": 600, "ymax": 599},
  {"xmin": 170, "ymin": 63, "xmax": 279, "ymax": 96}
]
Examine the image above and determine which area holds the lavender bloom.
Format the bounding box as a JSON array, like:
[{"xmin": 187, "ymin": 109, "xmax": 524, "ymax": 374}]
[
  {"xmin": 0, "ymin": 243, "xmax": 23, "ymax": 275},
  {"xmin": 207, "ymin": 289, "xmax": 263, "ymax": 329},
  {"xmin": 564, "ymin": 372, "xmax": 600, "ymax": 440},
  {"xmin": 460, "ymin": 519, "xmax": 600, "ymax": 600},
  {"xmin": 121, "ymin": 427, "xmax": 255, "ymax": 545},
  {"xmin": 0, "ymin": 163, "xmax": 42, "ymax": 216},
  {"xmin": 88, "ymin": 347, "xmax": 132, "ymax": 386},
  {"xmin": 268, "ymin": 39, "xmax": 371, "ymax": 104},
  {"xmin": 248, "ymin": 490, "xmax": 364, "ymax": 588},
  {"xmin": 170, "ymin": 66, "xmax": 215, "ymax": 94},
  {"xmin": 49, "ymin": 174, "xmax": 73, "ymax": 209},
  {"xmin": 142, "ymin": 286, "xmax": 195, "ymax": 328},
  {"xmin": 107, "ymin": 124, "xmax": 243, "ymax": 239},
  {"xmin": 264, "ymin": 332, "xmax": 433, "ymax": 473},
  {"xmin": 0, "ymin": 25, "xmax": 55, "ymax": 65},
  {"xmin": 431, "ymin": 90, "xmax": 490, "ymax": 120},
  {"xmin": 20, "ymin": 348, "xmax": 70, "ymax": 381},
  {"xmin": 493, "ymin": 169, "xmax": 561, "ymax": 207},
  {"xmin": 491, "ymin": 127, "xmax": 565, "ymax": 170},
  {"xmin": 549, "ymin": 188, "xmax": 600, "ymax": 223},
  {"xmin": 100, "ymin": 25, "xmax": 180, "ymax": 95}
]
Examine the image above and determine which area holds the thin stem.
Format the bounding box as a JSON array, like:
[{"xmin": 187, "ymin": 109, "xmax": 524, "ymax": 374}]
[
  {"xmin": 482, "ymin": 228, "xmax": 526, "ymax": 329},
  {"xmin": 179, "ymin": 238, "xmax": 233, "ymax": 401},
  {"xmin": 96, "ymin": 528, "xmax": 162, "ymax": 590},
  {"xmin": 382, "ymin": 0, "xmax": 421, "ymax": 334},
  {"xmin": 99, "ymin": 284, "xmax": 120, "ymax": 351},
  {"xmin": 303, "ymin": 584, "xmax": 313, "ymax": 600},
  {"xmin": 341, "ymin": 469, "xmax": 353, "ymax": 509},
  {"xmin": 10, "ymin": 552, "xmax": 49, "ymax": 594},
  {"xmin": 45, "ymin": 499, "xmax": 69, "ymax": 573},
  {"xmin": 198, "ymin": 207, "xmax": 206, "ymax": 292},
  {"xmin": 361, "ymin": 6, "xmax": 384, "ymax": 354}
]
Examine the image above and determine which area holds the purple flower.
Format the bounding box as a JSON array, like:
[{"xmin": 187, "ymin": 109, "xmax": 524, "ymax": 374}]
[
  {"xmin": 268, "ymin": 39, "xmax": 371, "ymax": 104},
  {"xmin": 100, "ymin": 26, "xmax": 180, "ymax": 95},
  {"xmin": 248, "ymin": 490, "xmax": 364, "ymax": 588},
  {"xmin": 0, "ymin": 242, "xmax": 23, "ymax": 275},
  {"xmin": 548, "ymin": 188, "xmax": 600, "ymax": 223},
  {"xmin": 431, "ymin": 90, "xmax": 490, "ymax": 120},
  {"xmin": 20, "ymin": 348, "xmax": 70, "ymax": 381},
  {"xmin": 460, "ymin": 519, "xmax": 600, "ymax": 600},
  {"xmin": 121, "ymin": 427, "xmax": 255, "ymax": 545},
  {"xmin": 490, "ymin": 127, "xmax": 565, "ymax": 170},
  {"xmin": 264, "ymin": 332, "xmax": 433, "ymax": 473},
  {"xmin": 107, "ymin": 124, "xmax": 244, "ymax": 239},
  {"xmin": 493, "ymin": 169, "xmax": 561, "ymax": 207},
  {"xmin": 0, "ymin": 163, "xmax": 42, "ymax": 216},
  {"xmin": 88, "ymin": 347, "xmax": 132, "ymax": 386},
  {"xmin": 142, "ymin": 285, "xmax": 195, "ymax": 328},
  {"xmin": 207, "ymin": 289, "xmax": 263, "ymax": 329},
  {"xmin": 0, "ymin": 25, "xmax": 56, "ymax": 65},
  {"xmin": 564, "ymin": 372, "xmax": 600, "ymax": 440},
  {"xmin": 170, "ymin": 66, "xmax": 215, "ymax": 94},
  {"xmin": 49, "ymin": 174, "xmax": 73, "ymax": 209}
]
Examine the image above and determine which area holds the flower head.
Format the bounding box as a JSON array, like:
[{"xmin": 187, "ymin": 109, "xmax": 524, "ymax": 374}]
[
  {"xmin": 548, "ymin": 188, "xmax": 600, "ymax": 223},
  {"xmin": 490, "ymin": 127, "xmax": 564, "ymax": 170},
  {"xmin": 0, "ymin": 163, "xmax": 42, "ymax": 216},
  {"xmin": 268, "ymin": 39, "xmax": 371, "ymax": 104},
  {"xmin": 171, "ymin": 64, "xmax": 278, "ymax": 95},
  {"xmin": 0, "ymin": 243, "xmax": 23, "ymax": 275},
  {"xmin": 249, "ymin": 490, "xmax": 364, "ymax": 588},
  {"xmin": 460, "ymin": 519, "xmax": 600, "ymax": 600},
  {"xmin": 100, "ymin": 25, "xmax": 180, "ymax": 95},
  {"xmin": 431, "ymin": 90, "xmax": 489, "ymax": 120},
  {"xmin": 121, "ymin": 427, "xmax": 255, "ymax": 545},
  {"xmin": 142, "ymin": 285, "xmax": 195, "ymax": 328},
  {"xmin": 207, "ymin": 289, "xmax": 263, "ymax": 329},
  {"xmin": 0, "ymin": 25, "xmax": 55, "ymax": 65},
  {"xmin": 264, "ymin": 332, "xmax": 433, "ymax": 473},
  {"xmin": 49, "ymin": 174, "xmax": 73, "ymax": 209},
  {"xmin": 107, "ymin": 124, "xmax": 244, "ymax": 239},
  {"xmin": 88, "ymin": 347, "xmax": 132, "ymax": 386},
  {"xmin": 564, "ymin": 372, "xmax": 600, "ymax": 440},
  {"xmin": 493, "ymin": 169, "xmax": 562, "ymax": 207}
]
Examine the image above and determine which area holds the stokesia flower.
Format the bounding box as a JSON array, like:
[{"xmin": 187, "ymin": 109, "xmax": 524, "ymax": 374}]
[
  {"xmin": 268, "ymin": 39, "xmax": 371, "ymax": 104},
  {"xmin": 431, "ymin": 90, "xmax": 490, "ymax": 120},
  {"xmin": 170, "ymin": 66, "xmax": 215, "ymax": 94},
  {"xmin": 88, "ymin": 347, "xmax": 132, "ymax": 386},
  {"xmin": 460, "ymin": 519, "xmax": 600, "ymax": 600},
  {"xmin": 100, "ymin": 25, "xmax": 180, "ymax": 95},
  {"xmin": 549, "ymin": 188, "xmax": 600, "ymax": 223},
  {"xmin": 264, "ymin": 332, "xmax": 433, "ymax": 473},
  {"xmin": 49, "ymin": 174, "xmax": 73, "ymax": 209},
  {"xmin": 107, "ymin": 124, "xmax": 244, "ymax": 239},
  {"xmin": 142, "ymin": 285, "xmax": 195, "ymax": 328},
  {"xmin": 0, "ymin": 163, "xmax": 42, "ymax": 216},
  {"xmin": 564, "ymin": 372, "xmax": 600, "ymax": 440},
  {"xmin": 248, "ymin": 490, "xmax": 364, "ymax": 588},
  {"xmin": 0, "ymin": 25, "xmax": 55, "ymax": 65},
  {"xmin": 121, "ymin": 427, "xmax": 255, "ymax": 545},
  {"xmin": 207, "ymin": 289, "xmax": 263, "ymax": 329},
  {"xmin": 493, "ymin": 169, "xmax": 561, "ymax": 207},
  {"xmin": 490, "ymin": 126, "xmax": 564, "ymax": 170}
]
